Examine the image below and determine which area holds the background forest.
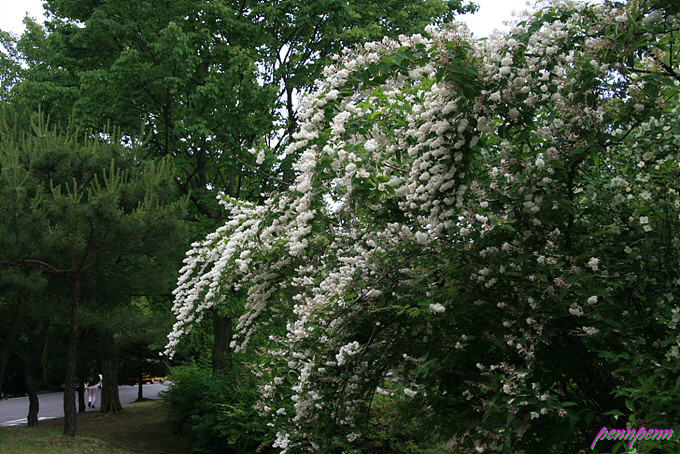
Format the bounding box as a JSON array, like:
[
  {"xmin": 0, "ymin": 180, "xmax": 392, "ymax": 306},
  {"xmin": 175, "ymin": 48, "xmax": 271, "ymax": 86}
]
[{"xmin": 2, "ymin": 0, "xmax": 680, "ymax": 453}]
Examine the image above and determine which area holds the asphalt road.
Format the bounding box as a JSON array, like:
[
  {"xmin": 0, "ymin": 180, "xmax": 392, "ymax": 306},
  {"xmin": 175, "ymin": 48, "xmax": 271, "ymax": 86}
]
[{"xmin": 0, "ymin": 383, "xmax": 169, "ymax": 427}]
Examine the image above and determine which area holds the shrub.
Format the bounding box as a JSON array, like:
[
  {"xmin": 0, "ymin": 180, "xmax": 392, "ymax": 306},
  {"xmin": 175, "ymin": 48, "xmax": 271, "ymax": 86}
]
[{"xmin": 162, "ymin": 362, "xmax": 274, "ymax": 454}]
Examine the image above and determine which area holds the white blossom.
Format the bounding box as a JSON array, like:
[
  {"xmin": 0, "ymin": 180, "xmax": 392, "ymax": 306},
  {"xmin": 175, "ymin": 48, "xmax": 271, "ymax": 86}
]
[
  {"xmin": 569, "ymin": 304, "xmax": 584, "ymax": 317},
  {"xmin": 429, "ymin": 303, "xmax": 446, "ymax": 313},
  {"xmin": 404, "ymin": 388, "xmax": 417, "ymax": 398}
]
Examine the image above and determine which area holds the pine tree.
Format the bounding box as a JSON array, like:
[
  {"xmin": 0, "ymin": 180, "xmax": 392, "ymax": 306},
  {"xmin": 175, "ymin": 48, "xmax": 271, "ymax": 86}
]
[{"xmin": 0, "ymin": 105, "xmax": 186, "ymax": 436}]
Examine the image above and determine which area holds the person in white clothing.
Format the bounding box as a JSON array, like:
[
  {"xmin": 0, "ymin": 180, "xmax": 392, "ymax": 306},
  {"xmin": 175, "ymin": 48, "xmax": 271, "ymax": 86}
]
[{"xmin": 87, "ymin": 374, "xmax": 102, "ymax": 408}]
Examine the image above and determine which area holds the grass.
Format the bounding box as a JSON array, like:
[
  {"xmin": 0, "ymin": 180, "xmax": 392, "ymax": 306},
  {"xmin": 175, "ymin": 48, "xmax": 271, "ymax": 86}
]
[{"xmin": 0, "ymin": 399, "xmax": 192, "ymax": 454}]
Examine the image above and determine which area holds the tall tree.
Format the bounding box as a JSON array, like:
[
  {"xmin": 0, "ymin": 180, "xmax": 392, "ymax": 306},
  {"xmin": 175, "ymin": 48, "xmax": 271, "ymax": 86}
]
[
  {"xmin": 16, "ymin": 0, "xmax": 275, "ymax": 224},
  {"xmin": 0, "ymin": 106, "xmax": 186, "ymax": 436}
]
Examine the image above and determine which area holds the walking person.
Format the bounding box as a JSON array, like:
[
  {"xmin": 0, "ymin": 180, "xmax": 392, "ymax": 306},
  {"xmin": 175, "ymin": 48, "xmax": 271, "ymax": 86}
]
[{"xmin": 87, "ymin": 373, "xmax": 102, "ymax": 408}]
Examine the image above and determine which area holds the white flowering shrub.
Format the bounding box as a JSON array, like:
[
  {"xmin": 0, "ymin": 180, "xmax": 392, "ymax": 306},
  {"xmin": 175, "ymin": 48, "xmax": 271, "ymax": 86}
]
[{"xmin": 168, "ymin": 1, "xmax": 680, "ymax": 452}]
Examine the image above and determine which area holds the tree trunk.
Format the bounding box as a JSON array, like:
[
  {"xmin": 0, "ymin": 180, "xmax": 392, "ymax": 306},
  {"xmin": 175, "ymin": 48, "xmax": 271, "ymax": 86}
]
[
  {"xmin": 226, "ymin": 168, "xmax": 236, "ymax": 198},
  {"xmin": 24, "ymin": 362, "xmax": 39, "ymax": 426},
  {"xmin": 211, "ymin": 308, "xmax": 232, "ymax": 375},
  {"xmin": 281, "ymin": 83, "xmax": 298, "ymax": 186},
  {"xmin": 99, "ymin": 329, "xmax": 122, "ymax": 414},
  {"xmin": 63, "ymin": 274, "xmax": 80, "ymax": 437},
  {"xmin": 0, "ymin": 309, "xmax": 24, "ymax": 396},
  {"xmin": 63, "ymin": 317, "xmax": 79, "ymax": 436},
  {"xmin": 24, "ymin": 321, "xmax": 48, "ymax": 426},
  {"xmin": 137, "ymin": 373, "xmax": 144, "ymax": 401},
  {"xmin": 78, "ymin": 383, "xmax": 86, "ymax": 413}
]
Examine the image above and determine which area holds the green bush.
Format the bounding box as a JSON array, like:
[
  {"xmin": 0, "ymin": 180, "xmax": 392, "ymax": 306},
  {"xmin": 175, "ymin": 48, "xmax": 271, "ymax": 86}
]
[
  {"xmin": 361, "ymin": 396, "xmax": 456, "ymax": 454},
  {"xmin": 162, "ymin": 362, "xmax": 274, "ymax": 454},
  {"xmin": 317, "ymin": 391, "xmax": 458, "ymax": 454}
]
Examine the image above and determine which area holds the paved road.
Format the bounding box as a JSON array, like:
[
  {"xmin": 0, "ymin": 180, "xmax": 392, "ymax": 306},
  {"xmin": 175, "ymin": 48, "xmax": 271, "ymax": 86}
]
[{"xmin": 0, "ymin": 383, "xmax": 169, "ymax": 427}]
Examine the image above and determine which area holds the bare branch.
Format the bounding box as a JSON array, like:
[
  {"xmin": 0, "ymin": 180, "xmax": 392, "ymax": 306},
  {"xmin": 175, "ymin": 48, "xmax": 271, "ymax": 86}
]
[
  {"xmin": 2, "ymin": 257, "xmax": 69, "ymax": 274},
  {"xmin": 216, "ymin": 143, "xmax": 292, "ymax": 187}
]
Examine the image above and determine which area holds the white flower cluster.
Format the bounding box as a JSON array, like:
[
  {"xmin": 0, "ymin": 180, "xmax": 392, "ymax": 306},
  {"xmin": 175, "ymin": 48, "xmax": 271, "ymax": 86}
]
[
  {"xmin": 167, "ymin": 1, "xmax": 680, "ymax": 450},
  {"xmin": 335, "ymin": 341, "xmax": 361, "ymax": 366}
]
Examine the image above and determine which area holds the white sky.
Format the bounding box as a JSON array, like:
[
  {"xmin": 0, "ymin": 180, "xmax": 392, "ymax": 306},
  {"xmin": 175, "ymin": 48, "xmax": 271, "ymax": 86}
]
[
  {"xmin": 460, "ymin": 0, "xmax": 535, "ymax": 37},
  {"xmin": 0, "ymin": 0, "xmax": 47, "ymax": 36},
  {"xmin": 0, "ymin": 0, "xmax": 533, "ymax": 38}
]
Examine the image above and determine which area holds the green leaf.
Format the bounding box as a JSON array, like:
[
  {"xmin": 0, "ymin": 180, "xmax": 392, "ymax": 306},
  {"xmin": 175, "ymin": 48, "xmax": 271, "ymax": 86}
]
[{"xmin": 625, "ymin": 399, "xmax": 635, "ymax": 412}]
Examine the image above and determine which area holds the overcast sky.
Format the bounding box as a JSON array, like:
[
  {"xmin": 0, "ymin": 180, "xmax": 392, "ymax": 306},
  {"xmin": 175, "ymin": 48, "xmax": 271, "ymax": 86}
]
[
  {"xmin": 0, "ymin": 0, "xmax": 535, "ymax": 38},
  {"xmin": 0, "ymin": 0, "xmax": 46, "ymax": 36}
]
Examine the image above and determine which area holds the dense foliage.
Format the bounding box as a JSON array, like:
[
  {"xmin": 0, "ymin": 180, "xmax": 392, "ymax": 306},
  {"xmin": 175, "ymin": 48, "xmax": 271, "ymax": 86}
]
[
  {"xmin": 162, "ymin": 361, "xmax": 274, "ymax": 454},
  {"xmin": 0, "ymin": 106, "xmax": 186, "ymax": 434},
  {"xmin": 0, "ymin": 0, "xmax": 477, "ymax": 437},
  {"xmin": 168, "ymin": 1, "xmax": 680, "ymax": 453},
  {"xmin": 5, "ymin": 0, "xmax": 476, "ymax": 229}
]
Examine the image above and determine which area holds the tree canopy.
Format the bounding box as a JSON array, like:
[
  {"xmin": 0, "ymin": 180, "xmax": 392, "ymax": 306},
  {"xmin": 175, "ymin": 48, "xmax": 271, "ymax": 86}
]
[
  {"xmin": 5, "ymin": 0, "xmax": 477, "ymax": 227},
  {"xmin": 167, "ymin": 0, "xmax": 680, "ymax": 452}
]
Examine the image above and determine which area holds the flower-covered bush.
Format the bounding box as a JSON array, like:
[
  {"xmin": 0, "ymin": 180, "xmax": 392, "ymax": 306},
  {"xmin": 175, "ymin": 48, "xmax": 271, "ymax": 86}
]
[{"xmin": 167, "ymin": 1, "xmax": 680, "ymax": 452}]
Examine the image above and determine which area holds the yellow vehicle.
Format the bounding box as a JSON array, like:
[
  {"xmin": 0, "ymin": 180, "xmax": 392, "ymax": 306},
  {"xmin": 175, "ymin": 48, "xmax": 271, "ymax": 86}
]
[
  {"xmin": 142, "ymin": 374, "xmax": 167, "ymax": 384},
  {"xmin": 126, "ymin": 374, "xmax": 167, "ymax": 385}
]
